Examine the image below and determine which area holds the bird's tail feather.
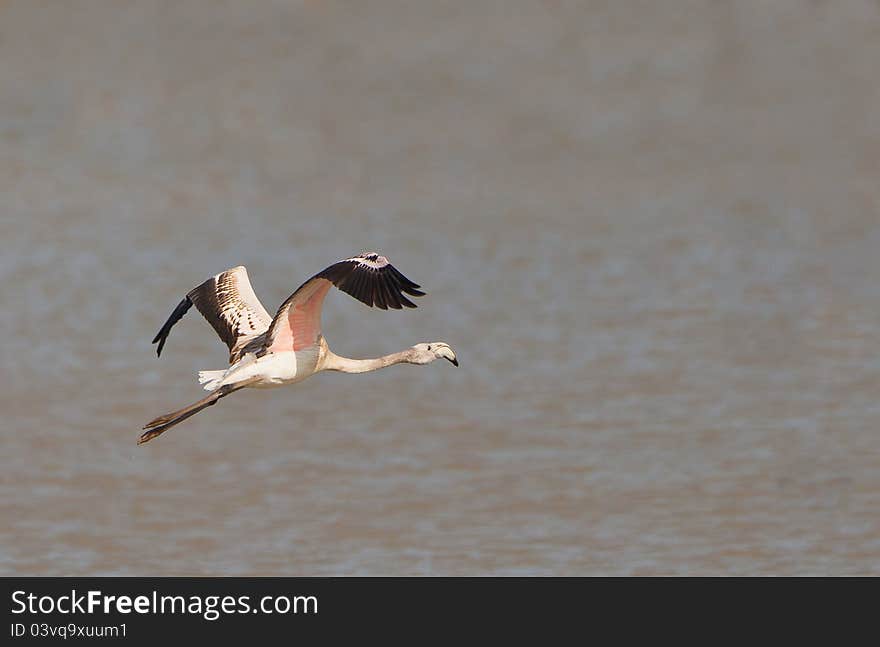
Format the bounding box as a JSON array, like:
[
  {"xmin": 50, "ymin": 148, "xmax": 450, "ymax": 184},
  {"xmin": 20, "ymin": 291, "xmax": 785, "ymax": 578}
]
[
  {"xmin": 198, "ymin": 369, "xmax": 227, "ymax": 391},
  {"xmin": 139, "ymin": 379, "xmax": 256, "ymax": 445}
]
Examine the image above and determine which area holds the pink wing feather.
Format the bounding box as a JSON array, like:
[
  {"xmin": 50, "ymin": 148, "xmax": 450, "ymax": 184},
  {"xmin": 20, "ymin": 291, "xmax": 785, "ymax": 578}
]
[{"xmin": 263, "ymin": 253, "xmax": 425, "ymax": 353}]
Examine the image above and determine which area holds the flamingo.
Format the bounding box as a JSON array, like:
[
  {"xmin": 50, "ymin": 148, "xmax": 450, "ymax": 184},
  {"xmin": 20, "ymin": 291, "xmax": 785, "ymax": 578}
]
[{"xmin": 139, "ymin": 252, "xmax": 458, "ymax": 444}]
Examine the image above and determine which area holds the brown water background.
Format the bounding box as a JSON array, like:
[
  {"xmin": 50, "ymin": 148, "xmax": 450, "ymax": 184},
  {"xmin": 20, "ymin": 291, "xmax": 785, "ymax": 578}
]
[{"xmin": 2, "ymin": 1, "xmax": 880, "ymax": 575}]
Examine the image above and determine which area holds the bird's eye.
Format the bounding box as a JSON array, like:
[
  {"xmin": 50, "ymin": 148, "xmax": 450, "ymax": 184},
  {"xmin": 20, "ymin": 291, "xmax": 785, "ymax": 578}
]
[{"xmin": 427, "ymin": 345, "xmax": 431, "ymax": 350}]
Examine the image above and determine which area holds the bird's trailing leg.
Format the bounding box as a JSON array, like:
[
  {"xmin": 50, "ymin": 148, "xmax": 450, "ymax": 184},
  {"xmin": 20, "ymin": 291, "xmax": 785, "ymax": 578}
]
[{"xmin": 139, "ymin": 378, "xmax": 258, "ymax": 445}]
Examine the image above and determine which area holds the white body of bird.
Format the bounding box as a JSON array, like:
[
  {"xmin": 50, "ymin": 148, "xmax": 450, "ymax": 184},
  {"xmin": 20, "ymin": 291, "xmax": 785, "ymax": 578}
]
[{"xmin": 198, "ymin": 350, "xmax": 304, "ymax": 391}]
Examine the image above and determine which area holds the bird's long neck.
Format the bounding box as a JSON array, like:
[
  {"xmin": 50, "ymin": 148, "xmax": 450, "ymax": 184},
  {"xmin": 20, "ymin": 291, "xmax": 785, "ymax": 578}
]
[{"xmin": 320, "ymin": 348, "xmax": 415, "ymax": 374}]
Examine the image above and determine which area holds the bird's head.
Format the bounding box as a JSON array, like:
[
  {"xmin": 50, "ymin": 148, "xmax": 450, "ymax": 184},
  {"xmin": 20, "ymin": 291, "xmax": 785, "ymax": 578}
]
[{"xmin": 410, "ymin": 342, "xmax": 459, "ymax": 367}]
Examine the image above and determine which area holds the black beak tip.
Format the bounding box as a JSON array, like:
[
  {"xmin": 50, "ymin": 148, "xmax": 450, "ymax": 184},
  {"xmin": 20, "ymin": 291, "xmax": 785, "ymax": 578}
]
[{"xmin": 447, "ymin": 357, "xmax": 459, "ymax": 367}]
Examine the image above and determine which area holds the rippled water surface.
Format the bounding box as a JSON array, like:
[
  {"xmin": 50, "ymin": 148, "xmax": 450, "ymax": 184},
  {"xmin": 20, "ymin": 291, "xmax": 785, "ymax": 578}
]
[{"xmin": 2, "ymin": 1, "xmax": 880, "ymax": 574}]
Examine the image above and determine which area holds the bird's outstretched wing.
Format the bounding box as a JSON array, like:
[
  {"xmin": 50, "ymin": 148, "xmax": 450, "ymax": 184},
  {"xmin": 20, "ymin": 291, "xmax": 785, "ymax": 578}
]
[
  {"xmin": 151, "ymin": 265, "xmax": 273, "ymax": 361},
  {"xmin": 263, "ymin": 252, "xmax": 425, "ymax": 353}
]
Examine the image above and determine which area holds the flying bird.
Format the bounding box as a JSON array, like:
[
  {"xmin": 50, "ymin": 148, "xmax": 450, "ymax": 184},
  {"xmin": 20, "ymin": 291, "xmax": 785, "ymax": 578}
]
[{"xmin": 140, "ymin": 252, "xmax": 458, "ymax": 444}]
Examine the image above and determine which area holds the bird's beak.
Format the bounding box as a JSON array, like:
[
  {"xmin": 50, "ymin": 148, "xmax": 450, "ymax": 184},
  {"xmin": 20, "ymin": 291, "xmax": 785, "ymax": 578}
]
[{"xmin": 437, "ymin": 345, "xmax": 459, "ymax": 367}]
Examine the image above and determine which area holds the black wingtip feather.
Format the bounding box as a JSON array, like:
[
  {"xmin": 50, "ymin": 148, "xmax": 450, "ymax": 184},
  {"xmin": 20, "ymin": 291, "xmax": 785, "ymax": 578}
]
[
  {"xmin": 318, "ymin": 255, "xmax": 426, "ymax": 310},
  {"xmin": 151, "ymin": 296, "xmax": 193, "ymax": 357},
  {"xmin": 375, "ymin": 274, "xmax": 392, "ymax": 310},
  {"xmin": 388, "ymin": 266, "xmax": 424, "ymax": 297},
  {"xmin": 390, "ymin": 266, "xmax": 421, "ymax": 289},
  {"xmin": 371, "ymin": 278, "xmax": 384, "ymax": 309},
  {"xmin": 384, "ymin": 276, "xmax": 403, "ymax": 309}
]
